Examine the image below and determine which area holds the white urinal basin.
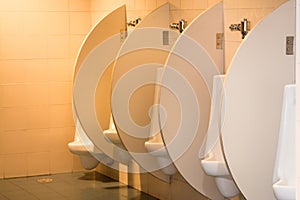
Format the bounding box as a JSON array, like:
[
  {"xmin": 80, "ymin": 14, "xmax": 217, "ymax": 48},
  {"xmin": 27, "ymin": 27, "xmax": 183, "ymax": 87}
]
[
  {"xmin": 215, "ymin": 177, "xmax": 240, "ymax": 198},
  {"xmin": 200, "ymin": 154, "xmax": 230, "ymax": 177},
  {"xmin": 201, "ymin": 153, "xmax": 239, "ymax": 198},
  {"xmin": 68, "ymin": 140, "xmax": 102, "ymax": 155},
  {"xmin": 103, "ymin": 129, "xmax": 132, "ymax": 164},
  {"xmin": 68, "ymin": 140, "xmax": 100, "ymax": 170},
  {"xmin": 145, "ymin": 141, "xmax": 177, "ymax": 175},
  {"xmin": 68, "ymin": 140, "xmax": 114, "ymax": 170},
  {"xmin": 145, "ymin": 142, "xmax": 168, "ymax": 157},
  {"xmin": 103, "ymin": 129, "xmax": 121, "ymax": 145},
  {"xmin": 273, "ymin": 180, "xmax": 296, "ymax": 200}
]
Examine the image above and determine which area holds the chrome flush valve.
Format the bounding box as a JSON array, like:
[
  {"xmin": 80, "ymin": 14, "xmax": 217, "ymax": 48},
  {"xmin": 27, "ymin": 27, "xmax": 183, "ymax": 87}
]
[
  {"xmin": 170, "ymin": 19, "xmax": 187, "ymax": 33},
  {"xmin": 229, "ymin": 18, "xmax": 251, "ymax": 39},
  {"xmin": 128, "ymin": 17, "xmax": 141, "ymax": 27}
]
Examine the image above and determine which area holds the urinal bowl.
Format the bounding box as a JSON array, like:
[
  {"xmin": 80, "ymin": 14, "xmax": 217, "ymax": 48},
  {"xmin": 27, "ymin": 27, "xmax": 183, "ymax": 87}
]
[
  {"xmin": 200, "ymin": 154, "xmax": 230, "ymax": 176},
  {"xmin": 273, "ymin": 180, "xmax": 296, "ymax": 200},
  {"xmin": 103, "ymin": 129, "xmax": 122, "ymax": 146},
  {"xmin": 272, "ymin": 84, "xmax": 296, "ymax": 200},
  {"xmin": 144, "ymin": 141, "xmax": 177, "ymax": 175},
  {"xmin": 201, "ymin": 154, "xmax": 240, "ymax": 198},
  {"xmin": 103, "ymin": 129, "xmax": 131, "ymax": 164},
  {"xmin": 68, "ymin": 140, "xmax": 114, "ymax": 170}
]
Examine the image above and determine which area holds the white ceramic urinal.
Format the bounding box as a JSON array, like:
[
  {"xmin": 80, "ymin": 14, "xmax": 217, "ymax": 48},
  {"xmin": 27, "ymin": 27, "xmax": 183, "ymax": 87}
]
[
  {"xmin": 68, "ymin": 120, "xmax": 114, "ymax": 170},
  {"xmin": 145, "ymin": 139, "xmax": 177, "ymax": 175},
  {"xmin": 144, "ymin": 68, "xmax": 177, "ymax": 176},
  {"xmin": 103, "ymin": 115, "xmax": 124, "ymax": 148},
  {"xmin": 103, "ymin": 115, "xmax": 120, "ymax": 146},
  {"xmin": 200, "ymin": 75, "xmax": 240, "ymax": 198},
  {"xmin": 272, "ymin": 84, "xmax": 296, "ymax": 200},
  {"xmin": 103, "ymin": 115, "xmax": 131, "ymax": 164}
]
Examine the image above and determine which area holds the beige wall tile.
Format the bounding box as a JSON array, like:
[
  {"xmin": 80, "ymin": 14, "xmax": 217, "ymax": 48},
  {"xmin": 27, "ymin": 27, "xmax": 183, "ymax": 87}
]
[
  {"xmin": 135, "ymin": 0, "xmax": 146, "ymax": 9},
  {"xmin": 3, "ymin": 154, "xmax": 28, "ymax": 178},
  {"xmin": 91, "ymin": 11, "xmax": 109, "ymax": 25},
  {"xmin": 23, "ymin": 35, "xmax": 47, "ymax": 59},
  {"xmin": 1, "ymin": 84, "xmax": 27, "ymax": 107},
  {"xmin": 0, "ymin": 156, "xmax": 3, "ymax": 179},
  {"xmin": 49, "ymin": 82, "xmax": 72, "ymax": 105},
  {"xmin": 26, "ymin": 129, "xmax": 50, "ymax": 153},
  {"xmin": 157, "ymin": 0, "xmax": 168, "ymax": 7},
  {"xmin": 50, "ymin": 151, "xmax": 73, "ymax": 173},
  {"xmin": 48, "ymin": 59, "xmax": 74, "ymax": 82},
  {"xmin": 0, "ymin": 130, "xmax": 29, "ymax": 154},
  {"xmin": 0, "ymin": 0, "xmax": 26, "ymax": 11},
  {"xmin": 146, "ymin": 0, "xmax": 157, "ymax": 10},
  {"xmin": 43, "ymin": 0, "xmax": 69, "ymax": 11},
  {"xmin": 2, "ymin": 108, "xmax": 27, "ymax": 131},
  {"xmin": 70, "ymin": 0, "xmax": 91, "ymax": 11},
  {"xmin": 27, "ymin": 152, "xmax": 50, "ymax": 176},
  {"xmin": 47, "ymin": 35, "xmax": 70, "ymax": 58},
  {"xmin": 70, "ymin": 35, "xmax": 86, "ymax": 58},
  {"xmin": 181, "ymin": 0, "xmax": 194, "ymax": 9},
  {"xmin": 0, "ymin": 0, "xmax": 91, "ymax": 178},
  {"xmin": 49, "ymin": 104, "xmax": 74, "ymax": 128},
  {"xmin": 47, "ymin": 12, "xmax": 69, "ymax": 35},
  {"xmin": 24, "ymin": 60, "xmax": 49, "ymax": 83},
  {"xmin": 207, "ymin": 0, "xmax": 222, "ymax": 7},
  {"xmin": 0, "ymin": 35, "xmax": 27, "ymax": 59},
  {"xmin": 23, "ymin": 13, "xmax": 48, "ymax": 35},
  {"xmin": 70, "ymin": 12, "xmax": 91, "ymax": 35},
  {"xmin": 169, "ymin": 0, "xmax": 181, "ymax": 9},
  {"xmin": 49, "ymin": 127, "xmax": 74, "ymax": 151},
  {"xmin": 26, "ymin": 84, "xmax": 49, "ymax": 106},
  {"xmin": 193, "ymin": 0, "xmax": 208, "ymax": 9},
  {"xmin": 126, "ymin": 0, "xmax": 135, "ymax": 11},
  {"xmin": 0, "ymin": 12, "xmax": 24, "ymax": 36},
  {"xmin": 0, "ymin": 60, "xmax": 26, "ymax": 84},
  {"xmin": 26, "ymin": 106, "xmax": 49, "ymax": 129},
  {"xmin": 72, "ymin": 155, "xmax": 86, "ymax": 172},
  {"xmin": 90, "ymin": 0, "xmax": 102, "ymax": 11}
]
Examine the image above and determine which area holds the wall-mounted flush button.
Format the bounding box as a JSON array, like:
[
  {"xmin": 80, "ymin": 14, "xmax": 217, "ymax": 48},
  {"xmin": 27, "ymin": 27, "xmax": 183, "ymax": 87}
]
[
  {"xmin": 216, "ymin": 33, "xmax": 223, "ymax": 49},
  {"xmin": 120, "ymin": 29, "xmax": 127, "ymax": 42},
  {"xmin": 163, "ymin": 31, "xmax": 169, "ymax": 45},
  {"xmin": 286, "ymin": 36, "xmax": 294, "ymax": 55}
]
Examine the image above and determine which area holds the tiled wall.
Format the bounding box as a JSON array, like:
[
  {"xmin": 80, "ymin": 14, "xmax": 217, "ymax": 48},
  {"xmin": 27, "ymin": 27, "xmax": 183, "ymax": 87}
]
[
  {"xmin": 0, "ymin": 1, "xmax": 296, "ymax": 199},
  {"xmin": 0, "ymin": 0, "xmax": 91, "ymax": 178}
]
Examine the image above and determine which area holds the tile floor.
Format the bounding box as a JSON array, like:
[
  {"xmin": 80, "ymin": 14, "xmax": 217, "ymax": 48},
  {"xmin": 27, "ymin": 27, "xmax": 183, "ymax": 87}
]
[{"xmin": 0, "ymin": 172, "xmax": 158, "ymax": 200}]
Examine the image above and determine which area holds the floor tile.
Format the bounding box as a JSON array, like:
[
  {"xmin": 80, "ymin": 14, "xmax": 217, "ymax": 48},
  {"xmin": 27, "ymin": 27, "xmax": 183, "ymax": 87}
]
[{"xmin": 0, "ymin": 172, "xmax": 158, "ymax": 200}]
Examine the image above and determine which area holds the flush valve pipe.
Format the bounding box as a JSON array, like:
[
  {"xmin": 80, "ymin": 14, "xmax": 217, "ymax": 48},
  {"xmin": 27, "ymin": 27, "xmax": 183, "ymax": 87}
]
[
  {"xmin": 229, "ymin": 18, "xmax": 251, "ymax": 39},
  {"xmin": 127, "ymin": 17, "xmax": 141, "ymax": 27},
  {"xmin": 170, "ymin": 19, "xmax": 187, "ymax": 33}
]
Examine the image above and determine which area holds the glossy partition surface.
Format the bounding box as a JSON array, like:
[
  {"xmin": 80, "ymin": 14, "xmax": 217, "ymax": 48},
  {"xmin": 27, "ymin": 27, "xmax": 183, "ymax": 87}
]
[
  {"xmin": 111, "ymin": 4, "xmax": 179, "ymax": 181},
  {"xmin": 73, "ymin": 5, "xmax": 129, "ymax": 165},
  {"xmin": 222, "ymin": 1, "xmax": 295, "ymax": 199},
  {"xmin": 159, "ymin": 2, "xmax": 224, "ymax": 199}
]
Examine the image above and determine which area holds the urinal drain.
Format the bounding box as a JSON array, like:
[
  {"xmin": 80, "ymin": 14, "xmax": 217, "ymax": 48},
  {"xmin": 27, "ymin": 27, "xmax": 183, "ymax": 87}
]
[{"xmin": 37, "ymin": 178, "xmax": 53, "ymax": 183}]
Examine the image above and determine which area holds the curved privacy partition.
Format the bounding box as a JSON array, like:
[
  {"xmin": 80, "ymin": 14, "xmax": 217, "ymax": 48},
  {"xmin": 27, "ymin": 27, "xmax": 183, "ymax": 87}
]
[
  {"xmin": 221, "ymin": 1, "xmax": 295, "ymax": 199},
  {"xmin": 158, "ymin": 2, "xmax": 224, "ymax": 199},
  {"xmin": 71, "ymin": 5, "xmax": 132, "ymax": 167},
  {"xmin": 110, "ymin": 3, "xmax": 180, "ymax": 181}
]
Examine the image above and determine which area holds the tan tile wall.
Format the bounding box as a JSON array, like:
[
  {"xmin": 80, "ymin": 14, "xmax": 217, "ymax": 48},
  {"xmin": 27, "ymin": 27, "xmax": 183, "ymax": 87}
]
[
  {"xmin": 0, "ymin": 0, "xmax": 91, "ymax": 178},
  {"xmin": 0, "ymin": 2, "xmax": 296, "ymax": 200}
]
